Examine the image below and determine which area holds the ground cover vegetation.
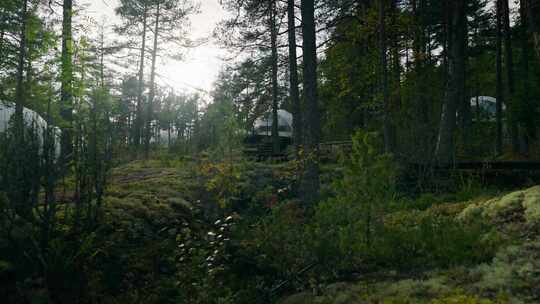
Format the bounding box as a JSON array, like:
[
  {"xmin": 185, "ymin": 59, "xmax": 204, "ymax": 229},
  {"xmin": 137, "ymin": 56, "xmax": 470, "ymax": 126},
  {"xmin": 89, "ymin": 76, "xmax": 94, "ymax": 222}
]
[{"xmin": 2, "ymin": 0, "xmax": 540, "ymax": 303}]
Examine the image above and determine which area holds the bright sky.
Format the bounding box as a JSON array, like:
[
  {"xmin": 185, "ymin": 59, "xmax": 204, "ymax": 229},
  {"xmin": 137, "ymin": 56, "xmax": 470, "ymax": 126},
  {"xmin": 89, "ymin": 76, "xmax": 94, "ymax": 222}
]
[{"xmin": 81, "ymin": 0, "xmax": 227, "ymax": 96}]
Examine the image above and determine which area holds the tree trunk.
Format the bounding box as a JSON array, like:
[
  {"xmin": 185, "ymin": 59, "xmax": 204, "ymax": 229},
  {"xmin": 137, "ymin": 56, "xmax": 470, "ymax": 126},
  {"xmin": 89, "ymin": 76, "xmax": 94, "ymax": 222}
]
[
  {"xmin": 10, "ymin": 0, "xmax": 28, "ymax": 211},
  {"xmin": 391, "ymin": 0, "xmax": 401, "ymax": 112},
  {"xmin": 496, "ymin": 0, "xmax": 504, "ymax": 155},
  {"xmin": 457, "ymin": 4, "xmax": 471, "ymax": 154},
  {"xmin": 60, "ymin": 0, "xmax": 73, "ymax": 163},
  {"xmin": 134, "ymin": 3, "xmax": 148, "ymax": 152},
  {"xmin": 434, "ymin": 0, "xmax": 466, "ymax": 165},
  {"xmin": 300, "ymin": 0, "xmax": 320, "ymax": 206},
  {"xmin": 14, "ymin": 0, "xmax": 27, "ymax": 129},
  {"xmin": 288, "ymin": 0, "xmax": 302, "ymax": 154},
  {"xmin": 529, "ymin": 0, "xmax": 540, "ymax": 56},
  {"xmin": 519, "ymin": 0, "xmax": 531, "ymax": 154},
  {"xmin": 379, "ymin": 0, "xmax": 392, "ymax": 153},
  {"xmin": 502, "ymin": 0, "xmax": 519, "ymax": 153},
  {"xmin": 145, "ymin": 2, "xmax": 160, "ymax": 159},
  {"xmin": 270, "ymin": 0, "xmax": 280, "ymax": 155},
  {"xmin": 412, "ymin": 0, "xmax": 429, "ymax": 158}
]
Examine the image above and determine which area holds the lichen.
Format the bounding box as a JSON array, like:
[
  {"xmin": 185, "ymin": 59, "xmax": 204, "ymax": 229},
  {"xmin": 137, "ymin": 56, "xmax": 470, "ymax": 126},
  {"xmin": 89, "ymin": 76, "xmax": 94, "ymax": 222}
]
[{"xmin": 522, "ymin": 186, "xmax": 540, "ymax": 223}]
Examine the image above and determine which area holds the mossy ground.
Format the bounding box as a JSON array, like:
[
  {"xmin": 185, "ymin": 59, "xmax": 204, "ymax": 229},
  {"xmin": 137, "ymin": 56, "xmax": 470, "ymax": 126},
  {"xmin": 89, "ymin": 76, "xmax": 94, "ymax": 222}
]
[
  {"xmin": 106, "ymin": 159, "xmax": 540, "ymax": 304},
  {"xmin": 279, "ymin": 186, "xmax": 540, "ymax": 304}
]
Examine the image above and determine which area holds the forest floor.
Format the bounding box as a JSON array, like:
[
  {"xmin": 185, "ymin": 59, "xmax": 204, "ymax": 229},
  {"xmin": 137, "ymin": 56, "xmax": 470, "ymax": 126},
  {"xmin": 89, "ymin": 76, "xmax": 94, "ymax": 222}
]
[
  {"xmin": 99, "ymin": 157, "xmax": 540, "ymax": 304},
  {"xmin": 11, "ymin": 156, "xmax": 537, "ymax": 303},
  {"xmin": 279, "ymin": 186, "xmax": 540, "ymax": 304}
]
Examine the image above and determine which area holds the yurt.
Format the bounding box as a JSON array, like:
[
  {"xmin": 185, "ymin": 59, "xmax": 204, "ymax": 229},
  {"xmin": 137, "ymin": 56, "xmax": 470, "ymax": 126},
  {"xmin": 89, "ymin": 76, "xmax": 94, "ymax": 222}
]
[
  {"xmin": 469, "ymin": 96, "xmax": 506, "ymax": 121},
  {"xmin": 252, "ymin": 109, "xmax": 293, "ymax": 139},
  {"xmin": 0, "ymin": 102, "xmax": 61, "ymax": 157}
]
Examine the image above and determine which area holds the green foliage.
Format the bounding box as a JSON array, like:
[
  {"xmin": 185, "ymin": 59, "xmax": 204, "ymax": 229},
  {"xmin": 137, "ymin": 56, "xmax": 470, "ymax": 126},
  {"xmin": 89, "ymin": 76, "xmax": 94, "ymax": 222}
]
[
  {"xmin": 204, "ymin": 161, "xmax": 242, "ymax": 209},
  {"xmin": 471, "ymin": 241, "xmax": 540, "ymax": 302},
  {"xmin": 379, "ymin": 209, "xmax": 497, "ymax": 269},
  {"xmin": 308, "ymin": 130, "xmax": 396, "ymax": 272},
  {"xmin": 431, "ymin": 295, "xmax": 496, "ymax": 304}
]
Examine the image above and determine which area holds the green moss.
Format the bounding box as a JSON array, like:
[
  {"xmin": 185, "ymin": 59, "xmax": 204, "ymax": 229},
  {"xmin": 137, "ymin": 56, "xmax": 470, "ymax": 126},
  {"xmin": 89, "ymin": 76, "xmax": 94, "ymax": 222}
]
[
  {"xmin": 277, "ymin": 292, "xmax": 316, "ymax": 304},
  {"xmin": 522, "ymin": 186, "xmax": 540, "ymax": 223},
  {"xmin": 458, "ymin": 185, "xmax": 540, "ymax": 231},
  {"xmin": 0, "ymin": 260, "xmax": 13, "ymax": 273},
  {"xmin": 471, "ymin": 241, "xmax": 540, "ymax": 301},
  {"xmin": 484, "ymin": 191, "xmax": 524, "ymax": 219},
  {"xmin": 430, "ymin": 295, "xmax": 496, "ymax": 304}
]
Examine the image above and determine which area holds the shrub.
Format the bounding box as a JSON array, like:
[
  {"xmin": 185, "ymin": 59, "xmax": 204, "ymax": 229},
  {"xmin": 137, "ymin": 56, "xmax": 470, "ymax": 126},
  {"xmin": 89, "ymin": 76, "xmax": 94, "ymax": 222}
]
[{"xmin": 307, "ymin": 130, "xmax": 396, "ymax": 273}]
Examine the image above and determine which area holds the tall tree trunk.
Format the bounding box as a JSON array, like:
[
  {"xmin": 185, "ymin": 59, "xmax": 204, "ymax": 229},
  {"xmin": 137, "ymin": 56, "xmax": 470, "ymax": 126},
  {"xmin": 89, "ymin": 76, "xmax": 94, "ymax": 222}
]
[
  {"xmin": 99, "ymin": 23, "xmax": 105, "ymax": 88},
  {"xmin": 379, "ymin": 0, "xmax": 392, "ymax": 153},
  {"xmin": 391, "ymin": 0, "xmax": 401, "ymax": 111},
  {"xmin": 270, "ymin": 0, "xmax": 280, "ymax": 155},
  {"xmin": 502, "ymin": 0, "xmax": 519, "ymax": 153},
  {"xmin": 60, "ymin": 0, "xmax": 73, "ymax": 163},
  {"xmin": 496, "ymin": 0, "xmax": 504, "ymax": 155},
  {"xmin": 145, "ymin": 2, "xmax": 160, "ymax": 159},
  {"xmin": 288, "ymin": 0, "xmax": 302, "ymax": 154},
  {"xmin": 458, "ymin": 5, "xmax": 471, "ymax": 154},
  {"xmin": 529, "ymin": 0, "xmax": 540, "ymax": 55},
  {"xmin": 0, "ymin": 11, "xmax": 6, "ymax": 68},
  {"xmin": 300, "ymin": 0, "xmax": 320, "ymax": 206},
  {"xmin": 519, "ymin": 0, "xmax": 531, "ymax": 154},
  {"xmin": 434, "ymin": 0, "xmax": 466, "ymax": 164},
  {"xmin": 14, "ymin": 0, "xmax": 27, "ymax": 129},
  {"xmin": 412, "ymin": 0, "xmax": 429, "ymax": 158},
  {"xmin": 134, "ymin": 3, "xmax": 148, "ymax": 152},
  {"xmin": 10, "ymin": 0, "xmax": 28, "ymax": 211}
]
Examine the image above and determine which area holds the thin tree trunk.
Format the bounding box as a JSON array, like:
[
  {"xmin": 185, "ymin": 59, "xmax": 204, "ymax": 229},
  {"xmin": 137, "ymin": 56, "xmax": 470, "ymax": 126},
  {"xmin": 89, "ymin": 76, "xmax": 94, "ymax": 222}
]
[
  {"xmin": 135, "ymin": 3, "xmax": 148, "ymax": 152},
  {"xmin": 10, "ymin": 0, "xmax": 28, "ymax": 212},
  {"xmin": 379, "ymin": 0, "xmax": 392, "ymax": 153},
  {"xmin": 288, "ymin": 0, "xmax": 302, "ymax": 154},
  {"xmin": 145, "ymin": 2, "xmax": 160, "ymax": 159},
  {"xmin": 99, "ymin": 24, "xmax": 105, "ymax": 88},
  {"xmin": 0, "ymin": 12, "xmax": 6, "ymax": 67},
  {"xmin": 435, "ymin": 0, "xmax": 466, "ymax": 164},
  {"xmin": 60, "ymin": 0, "xmax": 73, "ymax": 164},
  {"xmin": 300, "ymin": 0, "xmax": 320, "ymax": 206},
  {"xmin": 496, "ymin": 0, "xmax": 504, "ymax": 155},
  {"xmin": 459, "ymin": 9, "xmax": 471, "ymax": 154},
  {"xmin": 391, "ymin": 0, "xmax": 401, "ymax": 111},
  {"xmin": 14, "ymin": 0, "xmax": 28, "ymax": 129},
  {"xmin": 270, "ymin": 0, "xmax": 280, "ymax": 155}
]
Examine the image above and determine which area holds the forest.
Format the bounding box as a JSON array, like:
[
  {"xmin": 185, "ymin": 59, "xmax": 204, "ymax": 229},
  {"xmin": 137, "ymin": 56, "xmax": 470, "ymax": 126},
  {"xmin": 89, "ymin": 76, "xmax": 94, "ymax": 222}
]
[{"xmin": 2, "ymin": 0, "xmax": 540, "ymax": 303}]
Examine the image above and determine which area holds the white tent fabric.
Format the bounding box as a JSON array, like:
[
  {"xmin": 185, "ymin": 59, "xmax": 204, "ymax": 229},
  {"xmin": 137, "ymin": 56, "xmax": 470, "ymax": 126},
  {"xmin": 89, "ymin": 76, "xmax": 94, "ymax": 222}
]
[
  {"xmin": 154, "ymin": 128, "xmax": 178, "ymax": 147},
  {"xmin": 253, "ymin": 109, "xmax": 293, "ymax": 138},
  {"xmin": 469, "ymin": 96, "xmax": 506, "ymax": 120},
  {"xmin": 0, "ymin": 102, "xmax": 61, "ymax": 157}
]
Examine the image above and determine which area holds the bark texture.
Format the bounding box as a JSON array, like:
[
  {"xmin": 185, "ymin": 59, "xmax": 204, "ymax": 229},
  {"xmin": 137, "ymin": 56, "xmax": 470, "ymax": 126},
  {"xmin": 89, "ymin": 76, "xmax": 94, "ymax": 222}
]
[
  {"xmin": 60, "ymin": 0, "xmax": 73, "ymax": 162},
  {"xmin": 287, "ymin": 0, "xmax": 302, "ymax": 153},
  {"xmin": 300, "ymin": 0, "xmax": 321, "ymax": 206},
  {"xmin": 434, "ymin": 0, "xmax": 466, "ymax": 164}
]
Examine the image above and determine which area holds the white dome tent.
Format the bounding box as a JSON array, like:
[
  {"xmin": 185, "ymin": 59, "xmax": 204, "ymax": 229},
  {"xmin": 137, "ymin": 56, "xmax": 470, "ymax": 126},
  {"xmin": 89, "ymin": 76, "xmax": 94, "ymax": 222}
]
[
  {"xmin": 252, "ymin": 109, "xmax": 293, "ymax": 138},
  {"xmin": 0, "ymin": 102, "xmax": 61, "ymax": 158},
  {"xmin": 469, "ymin": 96, "xmax": 506, "ymax": 121}
]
